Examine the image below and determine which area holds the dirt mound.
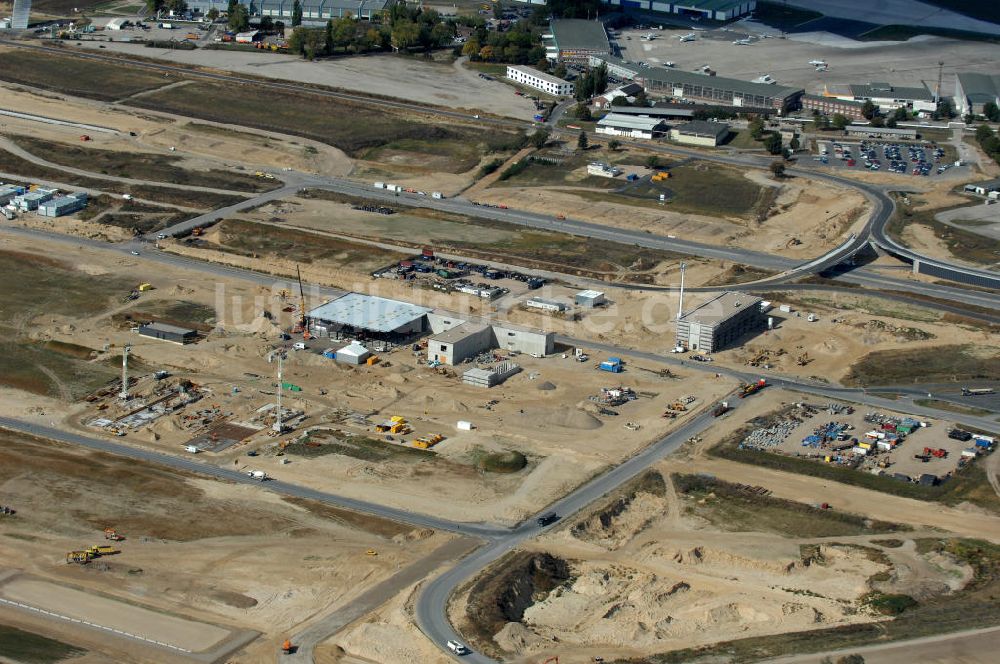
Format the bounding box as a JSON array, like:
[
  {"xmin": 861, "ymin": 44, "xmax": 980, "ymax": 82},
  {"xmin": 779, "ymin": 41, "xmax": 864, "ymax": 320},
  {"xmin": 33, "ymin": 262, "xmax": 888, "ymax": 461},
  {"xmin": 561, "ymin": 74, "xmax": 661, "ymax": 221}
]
[
  {"xmin": 413, "ymin": 394, "xmax": 469, "ymax": 412},
  {"xmin": 494, "ymin": 621, "xmax": 548, "ymax": 654},
  {"xmin": 528, "ymin": 407, "xmax": 602, "ymax": 430},
  {"xmin": 573, "ymin": 472, "xmax": 667, "ymax": 549},
  {"xmin": 536, "ymin": 381, "xmax": 557, "ymax": 391}
]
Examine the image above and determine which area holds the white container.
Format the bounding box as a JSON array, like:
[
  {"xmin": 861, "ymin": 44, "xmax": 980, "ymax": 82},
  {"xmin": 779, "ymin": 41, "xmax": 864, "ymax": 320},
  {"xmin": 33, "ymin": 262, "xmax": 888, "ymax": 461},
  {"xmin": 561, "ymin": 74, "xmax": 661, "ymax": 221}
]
[
  {"xmin": 779, "ymin": 304, "xmax": 792, "ymax": 313},
  {"xmin": 457, "ymin": 420, "xmax": 473, "ymax": 431},
  {"xmin": 432, "ymin": 191, "xmax": 443, "ymax": 199},
  {"xmin": 374, "ymin": 181, "xmax": 385, "ymax": 189},
  {"xmin": 184, "ymin": 444, "xmax": 199, "ymax": 453}
]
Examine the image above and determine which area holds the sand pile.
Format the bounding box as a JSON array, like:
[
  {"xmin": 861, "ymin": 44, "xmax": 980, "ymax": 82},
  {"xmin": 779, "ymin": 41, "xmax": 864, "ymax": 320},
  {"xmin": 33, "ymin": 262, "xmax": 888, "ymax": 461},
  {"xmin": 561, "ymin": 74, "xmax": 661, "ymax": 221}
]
[
  {"xmin": 494, "ymin": 622, "xmax": 548, "ymax": 654},
  {"xmin": 536, "ymin": 381, "xmax": 557, "ymax": 391},
  {"xmin": 412, "ymin": 394, "xmax": 470, "ymax": 412},
  {"xmin": 229, "ymin": 315, "xmax": 282, "ymax": 338},
  {"xmin": 533, "ymin": 407, "xmax": 602, "ymax": 430}
]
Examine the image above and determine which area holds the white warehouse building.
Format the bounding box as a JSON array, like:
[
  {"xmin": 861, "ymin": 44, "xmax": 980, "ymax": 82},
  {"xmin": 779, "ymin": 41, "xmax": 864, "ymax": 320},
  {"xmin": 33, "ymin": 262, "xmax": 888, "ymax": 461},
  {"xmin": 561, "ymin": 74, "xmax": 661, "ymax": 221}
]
[
  {"xmin": 506, "ymin": 65, "xmax": 574, "ymax": 97},
  {"xmin": 426, "ymin": 313, "xmax": 554, "ymax": 365},
  {"xmin": 596, "ymin": 113, "xmax": 667, "ymax": 139}
]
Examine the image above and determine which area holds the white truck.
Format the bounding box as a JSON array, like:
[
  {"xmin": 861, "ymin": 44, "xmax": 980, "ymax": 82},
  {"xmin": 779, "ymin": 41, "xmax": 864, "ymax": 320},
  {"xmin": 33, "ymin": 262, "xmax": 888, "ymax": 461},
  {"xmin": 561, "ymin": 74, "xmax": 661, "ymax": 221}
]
[
  {"xmin": 373, "ymin": 181, "xmax": 386, "ymax": 189},
  {"xmin": 247, "ymin": 470, "xmax": 268, "ymax": 481},
  {"xmin": 431, "ymin": 191, "xmax": 444, "ymax": 199},
  {"xmin": 184, "ymin": 444, "xmax": 200, "ymax": 454}
]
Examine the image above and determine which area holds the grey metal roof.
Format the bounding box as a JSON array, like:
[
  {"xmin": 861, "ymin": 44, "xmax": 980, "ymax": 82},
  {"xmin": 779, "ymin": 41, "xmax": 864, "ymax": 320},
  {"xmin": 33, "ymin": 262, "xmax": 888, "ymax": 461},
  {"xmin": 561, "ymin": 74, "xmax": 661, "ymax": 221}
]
[
  {"xmin": 848, "ymin": 82, "xmax": 933, "ymax": 101},
  {"xmin": 597, "ymin": 113, "xmax": 667, "ymax": 131},
  {"xmin": 673, "ymin": 120, "xmax": 730, "ymax": 138},
  {"xmin": 431, "ymin": 322, "xmax": 490, "ymax": 344},
  {"xmin": 139, "ymin": 322, "xmax": 196, "ymax": 335},
  {"xmin": 608, "ymin": 105, "xmax": 696, "ymax": 118},
  {"xmin": 674, "ymin": 0, "xmax": 748, "ymax": 10},
  {"xmin": 308, "ymin": 293, "xmax": 430, "ymax": 333},
  {"xmin": 550, "ymin": 19, "xmax": 611, "ymax": 53},
  {"xmin": 957, "ymin": 72, "xmax": 1000, "ymax": 102},
  {"xmin": 801, "ymin": 93, "xmax": 865, "ymax": 107},
  {"xmin": 595, "ymin": 55, "xmax": 801, "ymax": 101},
  {"xmin": 679, "ymin": 292, "xmax": 761, "ymax": 326}
]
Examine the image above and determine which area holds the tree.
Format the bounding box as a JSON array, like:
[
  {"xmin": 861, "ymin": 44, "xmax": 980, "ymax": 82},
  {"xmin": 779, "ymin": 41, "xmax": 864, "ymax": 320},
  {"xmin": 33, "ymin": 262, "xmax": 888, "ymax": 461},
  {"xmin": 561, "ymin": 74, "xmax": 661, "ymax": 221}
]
[
  {"xmin": 789, "ymin": 136, "xmax": 800, "ymax": 151},
  {"xmin": 748, "ymin": 117, "xmax": 765, "ymax": 140},
  {"xmin": 291, "ymin": 0, "xmax": 302, "ymax": 27},
  {"xmin": 529, "ymin": 128, "xmax": 550, "ymax": 149},
  {"xmin": 836, "ymin": 656, "xmax": 865, "ymax": 664},
  {"xmin": 633, "ymin": 89, "xmax": 648, "ymax": 107},
  {"xmin": 609, "ymin": 95, "xmax": 630, "ymax": 107},
  {"xmin": 870, "ymin": 115, "xmax": 885, "ymax": 128},
  {"xmin": 893, "ymin": 106, "xmax": 908, "ymax": 121},
  {"xmin": 577, "ymin": 131, "xmax": 588, "ymax": 150},
  {"xmin": 493, "ymin": 0, "xmax": 504, "ymax": 21},
  {"xmin": 832, "ymin": 113, "xmax": 850, "ymax": 130},
  {"xmin": 769, "ymin": 160, "xmax": 786, "ymax": 177},
  {"xmin": 608, "ymin": 139, "xmax": 621, "ymax": 151},
  {"xmin": 763, "ymin": 132, "xmax": 782, "ymax": 155},
  {"xmin": 206, "ymin": 7, "xmax": 219, "ymax": 22},
  {"xmin": 274, "ymin": 20, "xmax": 285, "ymax": 36},
  {"xmin": 985, "ymin": 101, "xmax": 1000, "ymax": 122},
  {"xmin": 976, "ymin": 123, "xmax": 995, "ymax": 143},
  {"xmin": 431, "ymin": 22, "xmax": 455, "ymax": 48},
  {"xmin": 861, "ymin": 100, "xmax": 877, "ymax": 120},
  {"xmin": 645, "ymin": 155, "xmax": 661, "ymax": 170},
  {"xmin": 163, "ymin": 0, "xmax": 186, "ymax": 14},
  {"xmin": 814, "ymin": 114, "xmax": 830, "ymax": 130},
  {"xmin": 478, "ymin": 44, "xmax": 495, "ymax": 61},
  {"xmin": 461, "ymin": 37, "xmax": 480, "ymax": 58},
  {"xmin": 936, "ymin": 97, "xmax": 955, "ymax": 120},
  {"xmin": 553, "ymin": 63, "xmax": 567, "ymax": 79},
  {"xmin": 228, "ymin": 3, "xmax": 249, "ymax": 32},
  {"xmin": 259, "ymin": 15, "xmax": 273, "ymax": 33},
  {"xmin": 885, "ymin": 115, "xmax": 897, "ymax": 128},
  {"xmin": 593, "ymin": 62, "xmax": 608, "ymax": 95},
  {"xmin": 572, "ymin": 103, "xmax": 592, "ymax": 121},
  {"xmin": 392, "ymin": 20, "xmax": 421, "ymax": 51}
]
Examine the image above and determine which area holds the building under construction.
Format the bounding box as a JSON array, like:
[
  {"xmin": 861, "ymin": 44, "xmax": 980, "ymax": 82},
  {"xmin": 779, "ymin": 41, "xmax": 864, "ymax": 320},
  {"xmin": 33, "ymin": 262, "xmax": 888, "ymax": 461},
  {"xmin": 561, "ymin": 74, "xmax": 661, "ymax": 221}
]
[{"xmin": 676, "ymin": 292, "xmax": 764, "ymax": 353}]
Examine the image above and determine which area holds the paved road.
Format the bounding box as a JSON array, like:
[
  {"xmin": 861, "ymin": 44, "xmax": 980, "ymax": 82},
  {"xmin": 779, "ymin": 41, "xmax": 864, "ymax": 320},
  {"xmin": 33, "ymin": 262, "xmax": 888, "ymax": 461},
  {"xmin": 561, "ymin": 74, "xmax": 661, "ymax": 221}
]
[{"xmin": 285, "ymin": 536, "xmax": 480, "ymax": 663}]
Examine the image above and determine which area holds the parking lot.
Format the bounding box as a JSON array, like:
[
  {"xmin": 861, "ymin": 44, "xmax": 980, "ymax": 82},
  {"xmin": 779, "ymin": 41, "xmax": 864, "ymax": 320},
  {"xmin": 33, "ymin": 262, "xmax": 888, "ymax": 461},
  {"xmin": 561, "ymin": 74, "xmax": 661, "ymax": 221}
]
[
  {"xmin": 374, "ymin": 253, "xmax": 544, "ymax": 301},
  {"xmin": 814, "ymin": 139, "xmax": 957, "ymax": 177}
]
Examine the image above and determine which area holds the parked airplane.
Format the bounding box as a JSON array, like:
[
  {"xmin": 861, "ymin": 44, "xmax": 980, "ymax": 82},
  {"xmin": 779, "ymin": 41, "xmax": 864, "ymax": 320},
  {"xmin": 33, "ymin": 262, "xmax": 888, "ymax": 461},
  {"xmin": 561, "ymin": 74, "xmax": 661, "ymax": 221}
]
[
  {"xmin": 808, "ymin": 59, "xmax": 827, "ymax": 66},
  {"xmin": 752, "ymin": 74, "xmax": 776, "ymax": 84},
  {"xmin": 641, "ymin": 33, "xmax": 658, "ymax": 41},
  {"xmin": 679, "ymin": 33, "xmax": 696, "ymax": 42},
  {"xmin": 733, "ymin": 38, "xmax": 752, "ymax": 45}
]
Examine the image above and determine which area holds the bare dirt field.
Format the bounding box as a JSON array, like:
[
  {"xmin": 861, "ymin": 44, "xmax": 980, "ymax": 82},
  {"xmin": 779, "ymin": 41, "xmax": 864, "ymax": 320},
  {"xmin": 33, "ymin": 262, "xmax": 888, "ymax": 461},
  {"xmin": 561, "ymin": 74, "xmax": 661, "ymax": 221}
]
[
  {"xmin": 71, "ymin": 42, "xmax": 538, "ymax": 119},
  {"xmin": 0, "ymin": 429, "xmax": 449, "ymax": 662}
]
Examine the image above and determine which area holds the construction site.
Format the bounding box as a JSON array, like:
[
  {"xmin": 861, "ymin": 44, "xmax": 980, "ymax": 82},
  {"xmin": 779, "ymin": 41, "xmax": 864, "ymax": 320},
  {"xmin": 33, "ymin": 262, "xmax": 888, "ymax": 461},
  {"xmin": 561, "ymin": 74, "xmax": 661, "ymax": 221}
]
[{"xmin": 0, "ymin": 38, "xmax": 998, "ymax": 664}]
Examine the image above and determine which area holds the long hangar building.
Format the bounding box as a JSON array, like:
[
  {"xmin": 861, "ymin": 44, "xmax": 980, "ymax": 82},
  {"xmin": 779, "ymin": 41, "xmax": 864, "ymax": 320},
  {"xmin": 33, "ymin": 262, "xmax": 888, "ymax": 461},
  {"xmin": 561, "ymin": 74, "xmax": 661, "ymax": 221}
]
[
  {"xmin": 600, "ymin": 0, "xmax": 756, "ymax": 21},
  {"xmin": 592, "ymin": 55, "xmax": 803, "ymax": 114},
  {"xmin": 186, "ymin": 0, "xmax": 391, "ymax": 22}
]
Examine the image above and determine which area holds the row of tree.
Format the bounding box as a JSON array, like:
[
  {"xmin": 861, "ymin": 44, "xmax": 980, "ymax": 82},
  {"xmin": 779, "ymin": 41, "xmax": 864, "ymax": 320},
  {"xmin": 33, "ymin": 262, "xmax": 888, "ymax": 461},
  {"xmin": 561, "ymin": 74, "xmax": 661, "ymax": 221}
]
[
  {"xmin": 975, "ymin": 123, "xmax": 1000, "ymax": 167},
  {"xmin": 461, "ymin": 20, "xmax": 545, "ymax": 65},
  {"xmin": 574, "ymin": 63, "xmax": 608, "ymax": 102}
]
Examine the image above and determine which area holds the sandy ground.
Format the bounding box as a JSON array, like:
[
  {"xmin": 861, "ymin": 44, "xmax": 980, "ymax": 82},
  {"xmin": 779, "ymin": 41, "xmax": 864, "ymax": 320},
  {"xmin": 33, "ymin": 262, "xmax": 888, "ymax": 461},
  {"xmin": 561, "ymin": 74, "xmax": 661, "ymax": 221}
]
[
  {"xmin": 616, "ymin": 26, "xmax": 1000, "ymax": 97},
  {"xmin": 71, "ymin": 41, "xmax": 538, "ymax": 119},
  {"xmin": 477, "ymin": 166, "xmax": 869, "ymax": 259},
  {"xmin": 0, "ymin": 81, "xmax": 352, "ymax": 177},
  {"xmin": 0, "ymin": 576, "xmax": 232, "ymax": 652}
]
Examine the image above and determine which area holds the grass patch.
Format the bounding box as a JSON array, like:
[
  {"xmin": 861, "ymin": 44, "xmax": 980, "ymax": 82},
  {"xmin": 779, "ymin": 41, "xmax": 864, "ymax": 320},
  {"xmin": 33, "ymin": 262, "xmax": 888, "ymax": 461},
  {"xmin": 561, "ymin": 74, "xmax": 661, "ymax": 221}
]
[
  {"xmin": 127, "ymin": 184, "xmax": 246, "ymax": 209},
  {"xmin": 126, "ymin": 80, "xmax": 524, "ymax": 159},
  {"xmin": 634, "ymin": 537, "xmax": 1000, "ymax": 663},
  {"xmin": 844, "ymin": 344, "xmax": 1000, "ymax": 386},
  {"xmin": 0, "ymin": 624, "xmax": 86, "ymax": 664},
  {"xmin": 204, "ymin": 218, "xmax": 408, "ymax": 268},
  {"xmin": 0, "ymin": 48, "xmax": 170, "ymax": 101},
  {"xmin": 673, "ymin": 473, "xmax": 905, "ymax": 537},
  {"xmin": 710, "ymin": 409, "xmax": 1000, "ymax": 514},
  {"xmin": 113, "ymin": 299, "xmax": 217, "ymax": 333},
  {"xmin": 702, "ymin": 264, "xmax": 776, "ymax": 286},
  {"xmin": 287, "ymin": 430, "xmax": 434, "ymax": 462},
  {"xmin": 914, "ymin": 399, "xmax": 992, "ymax": 417},
  {"xmin": 10, "ymin": 136, "xmax": 278, "ymax": 193}
]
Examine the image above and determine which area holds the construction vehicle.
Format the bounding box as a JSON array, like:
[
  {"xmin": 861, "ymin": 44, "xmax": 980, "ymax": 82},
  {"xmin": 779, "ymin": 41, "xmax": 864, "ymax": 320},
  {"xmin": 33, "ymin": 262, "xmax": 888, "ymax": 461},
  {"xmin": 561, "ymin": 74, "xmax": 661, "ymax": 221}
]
[
  {"xmin": 668, "ymin": 401, "xmax": 687, "ymax": 411},
  {"xmin": 248, "ymin": 470, "xmax": 269, "ymax": 481},
  {"xmin": 796, "ymin": 352, "xmax": 812, "ymax": 366},
  {"xmin": 712, "ymin": 401, "xmax": 731, "ymax": 417},
  {"xmin": 923, "ymin": 447, "xmax": 948, "ymax": 458},
  {"xmin": 67, "ymin": 550, "xmax": 94, "ymax": 564},
  {"xmin": 104, "ymin": 528, "xmax": 124, "ymax": 541},
  {"xmin": 738, "ymin": 378, "xmax": 767, "ymax": 398},
  {"xmin": 88, "ymin": 545, "xmax": 120, "ymax": 556},
  {"xmin": 962, "ymin": 387, "xmax": 995, "ymax": 396},
  {"xmin": 281, "ymin": 639, "xmax": 295, "ymax": 655},
  {"xmin": 365, "ymin": 549, "xmax": 378, "ymax": 556}
]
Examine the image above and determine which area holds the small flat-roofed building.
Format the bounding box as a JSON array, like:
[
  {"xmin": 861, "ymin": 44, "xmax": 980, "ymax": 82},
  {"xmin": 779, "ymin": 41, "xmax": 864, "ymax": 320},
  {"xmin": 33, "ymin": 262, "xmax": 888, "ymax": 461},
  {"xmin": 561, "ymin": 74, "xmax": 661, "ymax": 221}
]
[
  {"xmin": 801, "ymin": 93, "xmax": 866, "ymax": 120},
  {"xmin": 506, "ymin": 65, "xmax": 574, "ymax": 96},
  {"xmin": 596, "ymin": 113, "xmax": 667, "ymax": 139},
  {"xmin": 592, "ymin": 83, "xmax": 644, "ymax": 110},
  {"xmin": 575, "ymin": 290, "xmax": 606, "ymax": 308},
  {"xmin": 38, "ymin": 192, "xmax": 87, "ymax": 217},
  {"xmin": 138, "ymin": 322, "xmax": 198, "ymax": 344},
  {"xmin": 234, "ymin": 30, "xmax": 261, "ymax": 43},
  {"xmin": 843, "ymin": 125, "xmax": 917, "ymax": 140},
  {"xmin": 670, "ymin": 120, "xmax": 730, "ymax": 146},
  {"xmin": 825, "ymin": 81, "xmax": 936, "ymax": 113},
  {"xmin": 525, "ymin": 297, "xmax": 567, "ymax": 313},
  {"xmin": 428, "ymin": 322, "xmax": 494, "ymax": 365},
  {"xmin": 0, "ymin": 184, "xmax": 24, "ymax": 205},
  {"xmin": 545, "ymin": 18, "xmax": 611, "ymax": 63},
  {"xmin": 426, "ymin": 317, "xmax": 554, "ymax": 365},
  {"xmin": 676, "ymin": 291, "xmax": 763, "ymax": 353},
  {"xmin": 13, "ymin": 189, "xmax": 55, "ymax": 211},
  {"xmin": 105, "ymin": 17, "xmax": 129, "ymax": 30}
]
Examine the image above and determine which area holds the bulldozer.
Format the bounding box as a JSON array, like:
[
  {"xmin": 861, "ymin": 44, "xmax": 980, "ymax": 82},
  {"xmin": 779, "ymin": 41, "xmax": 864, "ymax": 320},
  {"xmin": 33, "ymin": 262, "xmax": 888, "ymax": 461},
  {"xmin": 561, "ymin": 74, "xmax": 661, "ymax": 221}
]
[
  {"xmin": 104, "ymin": 528, "xmax": 124, "ymax": 541},
  {"xmin": 281, "ymin": 639, "xmax": 296, "ymax": 655}
]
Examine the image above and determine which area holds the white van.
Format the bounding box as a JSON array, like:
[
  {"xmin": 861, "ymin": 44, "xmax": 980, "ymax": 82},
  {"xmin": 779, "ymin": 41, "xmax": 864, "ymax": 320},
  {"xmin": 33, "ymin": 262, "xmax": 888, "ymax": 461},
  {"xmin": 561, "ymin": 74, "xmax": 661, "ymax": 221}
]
[
  {"xmin": 446, "ymin": 640, "xmax": 469, "ymax": 655},
  {"xmin": 292, "ymin": 342, "xmax": 306, "ymax": 350}
]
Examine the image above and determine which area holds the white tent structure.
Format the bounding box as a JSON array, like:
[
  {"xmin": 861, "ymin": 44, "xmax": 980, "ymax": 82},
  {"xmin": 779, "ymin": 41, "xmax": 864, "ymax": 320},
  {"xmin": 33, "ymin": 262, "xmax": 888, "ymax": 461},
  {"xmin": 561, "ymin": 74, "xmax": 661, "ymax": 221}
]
[{"xmin": 335, "ymin": 341, "xmax": 371, "ymax": 365}]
